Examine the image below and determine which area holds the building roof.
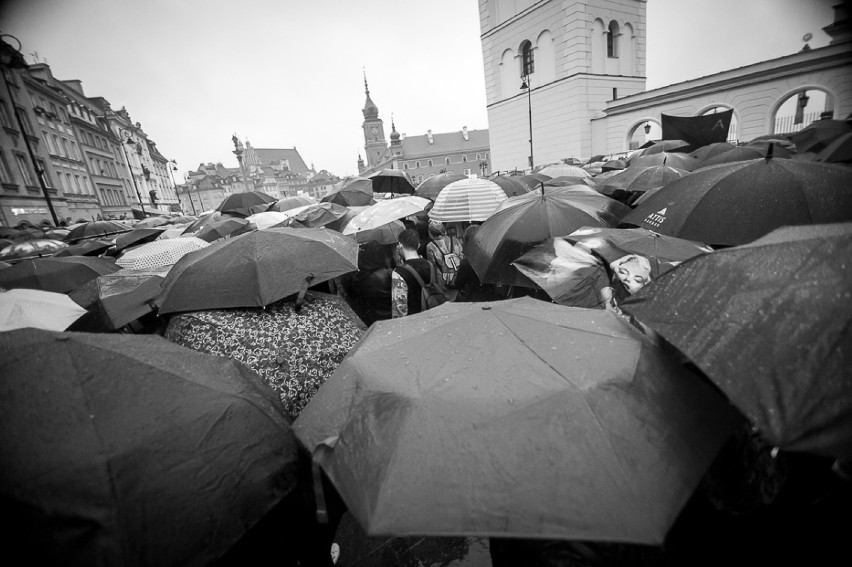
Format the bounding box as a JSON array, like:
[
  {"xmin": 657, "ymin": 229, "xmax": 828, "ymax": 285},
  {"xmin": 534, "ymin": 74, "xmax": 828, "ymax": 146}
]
[
  {"xmin": 250, "ymin": 148, "xmax": 309, "ymax": 173},
  {"xmin": 398, "ymin": 129, "xmax": 490, "ymax": 159}
]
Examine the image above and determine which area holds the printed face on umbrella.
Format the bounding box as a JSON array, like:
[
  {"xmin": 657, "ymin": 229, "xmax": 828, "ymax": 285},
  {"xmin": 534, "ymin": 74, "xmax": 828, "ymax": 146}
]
[{"xmin": 610, "ymin": 254, "xmax": 652, "ymax": 294}]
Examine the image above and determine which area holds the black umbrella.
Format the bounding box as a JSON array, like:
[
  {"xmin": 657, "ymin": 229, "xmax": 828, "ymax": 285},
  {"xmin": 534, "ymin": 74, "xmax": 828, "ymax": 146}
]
[
  {"xmin": 489, "ymin": 174, "xmax": 534, "ymax": 197},
  {"xmin": 52, "ymin": 238, "xmax": 113, "ymax": 257},
  {"xmin": 413, "ymin": 173, "xmax": 467, "ymax": 200},
  {"xmin": 789, "ymin": 118, "xmax": 852, "ymax": 154},
  {"xmin": 368, "ymin": 168, "xmax": 415, "ymax": 195},
  {"xmin": 467, "ymin": 188, "xmax": 624, "ymax": 287},
  {"xmin": 0, "ymin": 328, "xmax": 309, "ymax": 567},
  {"xmin": 321, "ymin": 177, "xmax": 375, "ymax": 206},
  {"xmin": 156, "ymin": 227, "xmax": 359, "ymax": 314},
  {"xmin": 637, "ymin": 139, "xmax": 692, "ymax": 155},
  {"xmin": 623, "ymin": 154, "xmax": 852, "ymax": 246},
  {"xmin": 699, "ymin": 144, "xmax": 792, "ymax": 167},
  {"xmin": 629, "ymin": 152, "xmax": 700, "ymax": 171},
  {"xmin": 280, "ymin": 202, "xmax": 350, "ymax": 229},
  {"xmin": 0, "ymin": 256, "xmax": 120, "ymax": 293},
  {"xmin": 113, "ymin": 227, "xmax": 166, "ymax": 253},
  {"xmin": 68, "ymin": 267, "xmax": 169, "ymax": 331},
  {"xmin": 621, "ymin": 223, "xmax": 852, "ymax": 457},
  {"xmin": 194, "ymin": 217, "xmax": 252, "ymax": 242},
  {"xmin": 689, "ymin": 142, "xmax": 737, "ymax": 163},
  {"xmin": 601, "ymin": 159, "xmax": 627, "ymax": 172},
  {"xmin": 216, "ymin": 191, "xmax": 276, "ymax": 217},
  {"xmin": 181, "ymin": 210, "xmax": 221, "ymax": 234},
  {"xmin": 64, "ymin": 220, "xmax": 131, "ymax": 243},
  {"xmin": 601, "ymin": 164, "xmax": 690, "ymax": 195}
]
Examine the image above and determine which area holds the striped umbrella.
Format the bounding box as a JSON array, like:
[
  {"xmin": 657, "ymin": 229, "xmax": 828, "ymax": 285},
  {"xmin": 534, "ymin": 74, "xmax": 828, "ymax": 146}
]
[
  {"xmin": 429, "ymin": 178, "xmax": 507, "ymax": 222},
  {"xmin": 116, "ymin": 237, "xmax": 209, "ymax": 270}
]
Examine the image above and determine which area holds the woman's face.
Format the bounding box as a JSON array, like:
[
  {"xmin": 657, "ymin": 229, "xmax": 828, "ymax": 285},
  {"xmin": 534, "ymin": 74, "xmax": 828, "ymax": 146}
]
[{"xmin": 611, "ymin": 254, "xmax": 652, "ymax": 293}]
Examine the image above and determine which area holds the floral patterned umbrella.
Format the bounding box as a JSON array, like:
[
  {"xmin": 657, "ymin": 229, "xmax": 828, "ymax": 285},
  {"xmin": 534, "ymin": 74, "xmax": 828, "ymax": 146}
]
[{"xmin": 165, "ymin": 291, "xmax": 365, "ymax": 420}]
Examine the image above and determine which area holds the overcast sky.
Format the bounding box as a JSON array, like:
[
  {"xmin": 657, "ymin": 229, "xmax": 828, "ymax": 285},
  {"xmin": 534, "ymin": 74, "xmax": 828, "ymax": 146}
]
[{"xmin": 1, "ymin": 0, "xmax": 836, "ymax": 180}]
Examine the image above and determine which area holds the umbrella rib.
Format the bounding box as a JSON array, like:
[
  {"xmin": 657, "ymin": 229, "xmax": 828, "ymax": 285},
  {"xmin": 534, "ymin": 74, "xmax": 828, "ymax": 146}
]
[{"xmin": 64, "ymin": 345, "xmax": 127, "ymax": 556}]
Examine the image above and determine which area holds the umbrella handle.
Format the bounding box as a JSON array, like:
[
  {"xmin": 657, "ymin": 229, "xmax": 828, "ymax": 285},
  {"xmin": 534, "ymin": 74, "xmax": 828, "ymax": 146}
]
[
  {"xmin": 311, "ymin": 461, "xmax": 328, "ymax": 524},
  {"xmin": 294, "ymin": 276, "xmax": 312, "ymax": 312}
]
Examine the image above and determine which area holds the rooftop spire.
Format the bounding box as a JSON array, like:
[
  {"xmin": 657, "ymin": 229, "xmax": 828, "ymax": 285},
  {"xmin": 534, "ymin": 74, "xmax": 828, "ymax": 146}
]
[{"xmin": 363, "ymin": 67, "xmax": 370, "ymax": 96}]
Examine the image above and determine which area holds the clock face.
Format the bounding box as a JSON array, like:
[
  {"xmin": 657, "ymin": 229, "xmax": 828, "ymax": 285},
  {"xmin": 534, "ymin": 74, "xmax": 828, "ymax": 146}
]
[{"xmin": 371, "ymin": 126, "xmax": 379, "ymax": 135}]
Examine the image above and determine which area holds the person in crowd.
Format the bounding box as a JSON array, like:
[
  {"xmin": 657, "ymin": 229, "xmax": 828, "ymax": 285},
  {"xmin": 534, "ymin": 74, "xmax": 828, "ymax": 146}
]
[
  {"xmin": 425, "ymin": 220, "xmax": 463, "ymax": 288},
  {"xmin": 413, "ymin": 218, "xmax": 430, "ymax": 258},
  {"xmin": 349, "ymin": 241, "xmax": 395, "ymax": 325},
  {"xmin": 391, "ymin": 228, "xmax": 432, "ymax": 318}
]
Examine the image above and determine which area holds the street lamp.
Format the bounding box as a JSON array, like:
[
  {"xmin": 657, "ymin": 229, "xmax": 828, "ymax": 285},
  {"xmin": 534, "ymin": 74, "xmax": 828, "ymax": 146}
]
[
  {"xmin": 0, "ymin": 34, "xmax": 60, "ymax": 225},
  {"xmin": 644, "ymin": 122, "xmax": 652, "ymax": 135},
  {"xmin": 520, "ymin": 75, "xmax": 533, "ymax": 170},
  {"xmin": 232, "ymin": 134, "xmax": 250, "ymax": 193},
  {"xmin": 168, "ymin": 160, "xmax": 183, "ymax": 213},
  {"xmin": 117, "ymin": 129, "xmax": 146, "ymax": 215}
]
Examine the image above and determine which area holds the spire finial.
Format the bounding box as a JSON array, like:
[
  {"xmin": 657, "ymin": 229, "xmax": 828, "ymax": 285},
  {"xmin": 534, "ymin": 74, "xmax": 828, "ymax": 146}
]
[
  {"xmin": 363, "ymin": 67, "xmax": 369, "ymax": 96},
  {"xmin": 391, "ymin": 113, "xmax": 396, "ymax": 132}
]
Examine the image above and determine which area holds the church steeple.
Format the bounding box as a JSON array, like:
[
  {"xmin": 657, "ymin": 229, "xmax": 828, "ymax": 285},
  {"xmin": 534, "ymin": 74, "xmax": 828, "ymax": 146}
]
[
  {"xmin": 362, "ymin": 70, "xmax": 379, "ymax": 119},
  {"xmin": 361, "ymin": 69, "xmax": 387, "ymax": 168}
]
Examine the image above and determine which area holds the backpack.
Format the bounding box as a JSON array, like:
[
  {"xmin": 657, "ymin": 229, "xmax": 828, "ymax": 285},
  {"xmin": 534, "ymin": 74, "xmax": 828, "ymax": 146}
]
[
  {"xmin": 431, "ymin": 237, "xmax": 462, "ymax": 287},
  {"xmin": 401, "ymin": 262, "xmax": 458, "ymax": 311}
]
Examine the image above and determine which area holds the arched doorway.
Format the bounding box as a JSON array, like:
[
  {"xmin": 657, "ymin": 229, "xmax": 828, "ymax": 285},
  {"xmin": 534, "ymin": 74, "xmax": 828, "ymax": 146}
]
[
  {"xmin": 772, "ymin": 89, "xmax": 831, "ymax": 134},
  {"xmin": 627, "ymin": 120, "xmax": 661, "ymax": 150}
]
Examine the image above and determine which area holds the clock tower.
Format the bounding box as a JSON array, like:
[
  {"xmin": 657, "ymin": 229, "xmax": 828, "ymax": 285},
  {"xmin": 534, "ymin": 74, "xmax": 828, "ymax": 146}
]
[{"xmin": 362, "ymin": 73, "xmax": 387, "ymax": 167}]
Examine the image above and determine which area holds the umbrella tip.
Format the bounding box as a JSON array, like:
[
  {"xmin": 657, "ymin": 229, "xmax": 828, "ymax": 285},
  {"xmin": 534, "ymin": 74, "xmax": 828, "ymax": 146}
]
[
  {"xmin": 766, "ymin": 142, "xmax": 774, "ymax": 161},
  {"xmin": 482, "ymin": 305, "xmax": 492, "ymax": 310}
]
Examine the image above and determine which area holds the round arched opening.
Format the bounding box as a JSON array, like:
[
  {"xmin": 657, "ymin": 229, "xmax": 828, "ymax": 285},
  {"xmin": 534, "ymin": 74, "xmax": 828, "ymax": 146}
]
[
  {"xmin": 628, "ymin": 120, "xmax": 661, "ymax": 150},
  {"xmin": 772, "ymin": 89, "xmax": 830, "ymax": 134}
]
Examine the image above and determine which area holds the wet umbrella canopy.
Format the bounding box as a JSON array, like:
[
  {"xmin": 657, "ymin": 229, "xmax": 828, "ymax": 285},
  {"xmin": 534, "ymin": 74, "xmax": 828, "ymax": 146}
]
[
  {"xmin": 0, "ymin": 238, "xmax": 68, "ymax": 261},
  {"xmin": 294, "ymin": 299, "xmax": 735, "ymax": 542},
  {"xmin": 621, "ymin": 223, "xmax": 852, "ymax": 458},
  {"xmin": 166, "ymin": 291, "xmax": 365, "ymax": 420},
  {"xmin": 216, "ymin": 190, "xmax": 277, "ymax": 217},
  {"xmin": 467, "ymin": 189, "xmax": 626, "ymax": 287},
  {"xmin": 156, "ymin": 227, "xmax": 359, "ymax": 314},
  {"xmin": 267, "ymin": 195, "xmax": 318, "ymax": 213},
  {"xmin": 368, "ymin": 168, "xmax": 416, "ymax": 195},
  {"xmin": 623, "ymin": 156, "xmax": 852, "ymax": 246},
  {"xmin": 53, "ymin": 238, "xmax": 112, "ymax": 258},
  {"xmin": 0, "ymin": 256, "xmax": 120, "ymax": 294},
  {"xmin": 0, "ymin": 289, "xmax": 88, "ymax": 331},
  {"xmin": 0, "ymin": 329, "xmax": 303, "ymax": 567},
  {"xmin": 488, "ymin": 174, "xmax": 534, "ymax": 197},
  {"xmin": 64, "ymin": 220, "xmax": 131, "ymax": 243},
  {"xmin": 322, "ymin": 177, "xmax": 375, "ymax": 206},
  {"xmin": 413, "ymin": 173, "xmax": 467, "ymax": 201},
  {"xmin": 113, "ymin": 227, "xmax": 166, "ymax": 253}
]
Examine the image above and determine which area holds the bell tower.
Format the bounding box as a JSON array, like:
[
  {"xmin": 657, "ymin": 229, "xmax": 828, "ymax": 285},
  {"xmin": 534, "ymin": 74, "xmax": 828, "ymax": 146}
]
[{"xmin": 362, "ymin": 72, "xmax": 387, "ymax": 167}]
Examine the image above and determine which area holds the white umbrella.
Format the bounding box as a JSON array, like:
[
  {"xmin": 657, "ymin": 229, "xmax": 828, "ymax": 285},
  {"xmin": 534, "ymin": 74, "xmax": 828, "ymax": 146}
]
[
  {"xmin": 247, "ymin": 207, "xmax": 314, "ymax": 230},
  {"xmin": 342, "ymin": 196, "xmax": 430, "ymax": 235},
  {"xmin": 537, "ymin": 164, "xmax": 592, "ymax": 178},
  {"xmin": 0, "ymin": 289, "xmax": 87, "ymax": 331},
  {"xmin": 429, "ymin": 178, "xmax": 507, "ymax": 222},
  {"xmin": 116, "ymin": 237, "xmax": 209, "ymax": 270}
]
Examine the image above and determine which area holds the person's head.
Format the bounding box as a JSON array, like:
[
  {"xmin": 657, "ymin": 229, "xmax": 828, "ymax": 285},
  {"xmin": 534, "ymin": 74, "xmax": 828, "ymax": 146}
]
[
  {"xmin": 428, "ymin": 220, "xmax": 446, "ymax": 240},
  {"xmin": 398, "ymin": 228, "xmax": 420, "ymax": 254},
  {"xmin": 609, "ymin": 254, "xmax": 652, "ymax": 294}
]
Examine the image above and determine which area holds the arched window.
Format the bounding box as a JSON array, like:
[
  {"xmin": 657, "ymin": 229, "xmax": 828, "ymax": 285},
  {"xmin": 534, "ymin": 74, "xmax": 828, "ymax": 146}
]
[
  {"xmin": 462, "ymin": 155, "xmax": 468, "ymax": 163},
  {"xmin": 445, "ymin": 157, "xmax": 450, "ymax": 164},
  {"xmin": 607, "ymin": 21, "xmax": 620, "ymax": 58},
  {"xmin": 521, "ymin": 40, "xmax": 534, "ymax": 77},
  {"xmin": 535, "ymin": 30, "xmax": 555, "ymax": 84}
]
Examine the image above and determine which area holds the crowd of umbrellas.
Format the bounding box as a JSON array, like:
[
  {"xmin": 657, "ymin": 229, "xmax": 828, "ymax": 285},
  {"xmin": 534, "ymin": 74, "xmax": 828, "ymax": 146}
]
[{"xmin": 1, "ymin": 118, "xmax": 851, "ymax": 566}]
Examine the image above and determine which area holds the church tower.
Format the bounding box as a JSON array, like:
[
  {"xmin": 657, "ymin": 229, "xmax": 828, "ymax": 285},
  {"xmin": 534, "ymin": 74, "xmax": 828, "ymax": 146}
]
[
  {"xmin": 478, "ymin": 0, "xmax": 647, "ymax": 170},
  {"xmin": 362, "ymin": 73, "xmax": 388, "ymax": 167}
]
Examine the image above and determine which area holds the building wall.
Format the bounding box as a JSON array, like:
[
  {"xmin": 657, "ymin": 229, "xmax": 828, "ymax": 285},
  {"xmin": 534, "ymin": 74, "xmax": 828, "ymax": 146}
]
[
  {"xmin": 0, "ymin": 68, "xmax": 70, "ymax": 226},
  {"xmin": 592, "ymin": 44, "xmax": 852, "ymax": 154},
  {"xmin": 480, "ymin": 0, "xmax": 647, "ymax": 170}
]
